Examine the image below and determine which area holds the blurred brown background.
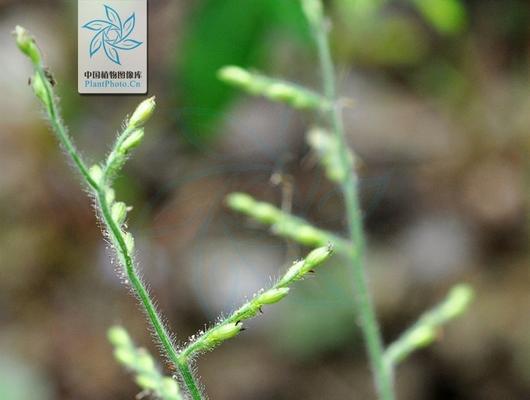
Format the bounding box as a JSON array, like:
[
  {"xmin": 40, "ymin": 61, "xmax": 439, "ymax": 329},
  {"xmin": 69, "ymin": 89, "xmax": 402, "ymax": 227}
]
[{"xmin": 1, "ymin": 0, "xmax": 529, "ymax": 399}]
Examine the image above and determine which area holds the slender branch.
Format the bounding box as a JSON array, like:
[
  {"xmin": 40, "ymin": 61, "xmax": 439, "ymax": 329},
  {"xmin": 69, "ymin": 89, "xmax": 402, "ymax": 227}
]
[
  {"xmin": 226, "ymin": 192, "xmax": 351, "ymax": 253},
  {"xmin": 301, "ymin": 2, "xmax": 394, "ymax": 398},
  {"xmin": 218, "ymin": 65, "xmax": 330, "ymax": 110},
  {"xmin": 178, "ymin": 246, "xmax": 333, "ymax": 361},
  {"xmin": 15, "ymin": 41, "xmax": 97, "ymax": 189},
  {"xmin": 216, "ymin": 4, "xmax": 474, "ymax": 399},
  {"xmin": 384, "ymin": 284, "xmax": 474, "ymax": 368},
  {"xmin": 108, "ymin": 326, "xmax": 184, "ymax": 400},
  {"xmin": 14, "ymin": 26, "xmax": 203, "ymax": 400}
]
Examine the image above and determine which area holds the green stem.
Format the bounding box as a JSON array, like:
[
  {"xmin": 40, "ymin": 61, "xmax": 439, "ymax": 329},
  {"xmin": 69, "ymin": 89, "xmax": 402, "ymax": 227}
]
[
  {"xmin": 177, "ymin": 358, "xmax": 203, "ymax": 400},
  {"xmin": 97, "ymin": 140, "xmax": 204, "ymax": 400},
  {"xmin": 96, "ymin": 188, "xmax": 178, "ymax": 357},
  {"xmin": 27, "ymin": 55, "xmax": 204, "ymax": 400},
  {"xmin": 310, "ymin": 8, "xmax": 395, "ymax": 400},
  {"xmin": 35, "ymin": 67, "xmax": 98, "ymax": 190}
]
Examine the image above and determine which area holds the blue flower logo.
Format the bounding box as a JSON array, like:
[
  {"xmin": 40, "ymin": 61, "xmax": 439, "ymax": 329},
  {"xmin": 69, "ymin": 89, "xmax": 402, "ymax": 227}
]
[{"xmin": 82, "ymin": 5, "xmax": 143, "ymax": 65}]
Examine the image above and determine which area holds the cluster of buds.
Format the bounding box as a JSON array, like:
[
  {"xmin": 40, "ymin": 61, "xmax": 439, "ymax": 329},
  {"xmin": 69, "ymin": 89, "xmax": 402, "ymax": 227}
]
[
  {"xmin": 307, "ymin": 127, "xmax": 354, "ymax": 184},
  {"xmin": 189, "ymin": 246, "xmax": 333, "ymax": 355},
  {"xmin": 14, "ymin": 25, "xmax": 41, "ymax": 65},
  {"xmin": 218, "ymin": 66, "xmax": 327, "ymax": 110},
  {"xmin": 108, "ymin": 326, "xmax": 183, "ymax": 400},
  {"xmin": 201, "ymin": 323, "xmax": 244, "ymax": 350},
  {"xmin": 14, "ymin": 27, "xmax": 54, "ymax": 109},
  {"xmin": 88, "ymin": 98, "xmax": 157, "ymax": 256},
  {"xmin": 89, "ymin": 172, "xmax": 135, "ymax": 254},
  {"xmin": 128, "ymin": 97, "xmax": 156, "ymax": 129},
  {"xmin": 277, "ymin": 245, "xmax": 333, "ymax": 287},
  {"xmin": 105, "ymin": 97, "xmax": 155, "ymax": 182},
  {"xmin": 226, "ymin": 193, "xmax": 331, "ymax": 247},
  {"xmin": 106, "ymin": 185, "xmax": 134, "ymax": 253},
  {"xmin": 384, "ymin": 284, "xmax": 474, "ymax": 366}
]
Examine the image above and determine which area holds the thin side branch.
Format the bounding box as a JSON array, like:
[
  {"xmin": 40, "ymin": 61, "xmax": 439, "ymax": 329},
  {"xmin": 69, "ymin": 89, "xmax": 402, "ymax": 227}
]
[
  {"xmin": 226, "ymin": 192, "xmax": 351, "ymax": 253},
  {"xmin": 108, "ymin": 326, "xmax": 184, "ymax": 400},
  {"xmin": 178, "ymin": 246, "xmax": 333, "ymax": 362},
  {"xmin": 384, "ymin": 284, "xmax": 474, "ymax": 368}
]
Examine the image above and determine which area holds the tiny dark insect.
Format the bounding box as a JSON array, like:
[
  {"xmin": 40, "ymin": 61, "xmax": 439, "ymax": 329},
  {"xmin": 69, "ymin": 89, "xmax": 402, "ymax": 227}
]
[{"xmin": 43, "ymin": 68, "xmax": 56, "ymax": 86}]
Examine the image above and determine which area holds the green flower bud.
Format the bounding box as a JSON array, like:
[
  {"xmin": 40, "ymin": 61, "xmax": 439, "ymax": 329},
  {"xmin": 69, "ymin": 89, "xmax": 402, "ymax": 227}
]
[
  {"xmin": 307, "ymin": 127, "xmax": 352, "ymax": 184},
  {"xmin": 267, "ymin": 83, "xmax": 321, "ymax": 109},
  {"xmin": 408, "ymin": 326, "xmax": 437, "ymax": 349},
  {"xmin": 31, "ymin": 73, "xmax": 49, "ymax": 107},
  {"xmin": 278, "ymin": 259, "xmax": 305, "ymax": 286},
  {"xmin": 268, "ymin": 83, "xmax": 294, "ymax": 102},
  {"xmin": 111, "ymin": 202, "xmax": 127, "ymax": 225},
  {"xmin": 303, "ymin": 245, "xmax": 333, "ymax": 272},
  {"xmin": 105, "ymin": 188, "xmax": 116, "ymax": 205},
  {"xmin": 160, "ymin": 377, "xmax": 180, "ymax": 397},
  {"xmin": 253, "ymin": 202, "xmax": 280, "ymax": 224},
  {"xmin": 114, "ymin": 348, "xmax": 135, "ymax": 367},
  {"xmin": 123, "ymin": 232, "xmax": 135, "ymax": 253},
  {"xmin": 226, "ymin": 192, "xmax": 255, "ymax": 214},
  {"xmin": 219, "ymin": 66, "xmax": 324, "ymax": 110},
  {"xmin": 120, "ymin": 128, "xmax": 145, "ymax": 153},
  {"xmin": 128, "ymin": 97, "xmax": 156, "ymax": 129},
  {"xmin": 442, "ymin": 284, "xmax": 474, "ymax": 319},
  {"xmin": 89, "ymin": 164, "xmax": 103, "ymax": 186},
  {"xmin": 207, "ymin": 323, "xmax": 242, "ymax": 344},
  {"xmin": 295, "ymin": 225, "xmax": 326, "ymax": 246},
  {"xmin": 218, "ymin": 66, "xmax": 251, "ymax": 86},
  {"xmin": 14, "ymin": 25, "xmax": 41, "ymax": 64},
  {"xmin": 136, "ymin": 374, "xmax": 158, "ymax": 390},
  {"xmin": 136, "ymin": 349, "xmax": 156, "ymax": 371},
  {"xmin": 108, "ymin": 326, "xmax": 131, "ymax": 347},
  {"xmin": 256, "ymin": 288, "xmax": 290, "ymax": 305},
  {"xmin": 233, "ymin": 303, "xmax": 259, "ymax": 321}
]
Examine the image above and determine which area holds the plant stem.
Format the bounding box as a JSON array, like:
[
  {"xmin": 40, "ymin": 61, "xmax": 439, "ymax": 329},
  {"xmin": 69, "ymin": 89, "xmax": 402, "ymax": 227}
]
[
  {"xmin": 176, "ymin": 358, "xmax": 203, "ymax": 400},
  {"xmin": 309, "ymin": 7, "xmax": 395, "ymax": 400},
  {"xmin": 35, "ymin": 67, "xmax": 98, "ymax": 190},
  {"xmin": 96, "ymin": 188, "xmax": 178, "ymax": 358},
  {"xmin": 22, "ymin": 46, "xmax": 204, "ymax": 400}
]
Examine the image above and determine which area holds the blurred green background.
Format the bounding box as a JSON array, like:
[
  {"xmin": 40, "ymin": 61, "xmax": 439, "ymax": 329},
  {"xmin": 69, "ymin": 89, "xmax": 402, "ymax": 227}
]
[{"xmin": 1, "ymin": 0, "xmax": 530, "ymax": 399}]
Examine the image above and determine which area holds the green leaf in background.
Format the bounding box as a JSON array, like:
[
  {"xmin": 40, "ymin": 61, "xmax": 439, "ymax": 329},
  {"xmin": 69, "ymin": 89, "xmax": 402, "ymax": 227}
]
[
  {"xmin": 343, "ymin": 0, "xmax": 387, "ymax": 18},
  {"xmin": 411, "ymin": 0, "xmax": 466, "ymax": 35},
  {"xmin": 178, "ymin": 0, "xmax": 310, "ymax": 145}
]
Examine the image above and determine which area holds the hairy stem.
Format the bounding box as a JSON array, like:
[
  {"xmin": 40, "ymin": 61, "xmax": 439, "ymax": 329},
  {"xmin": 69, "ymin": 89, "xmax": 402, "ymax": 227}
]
[
  {"xmin": 35, "ymin": 66, "xmax": 98, "ymax": 190},
  {"xmin": 304, "ymin": 3, "xmax": 394, "ymax": 399},
  {"xmin": 176, "ymin": 360, "xmax": 203, "ymax": 400},
  {"xmin": 15, "ymin": 26, "xmax": 203, "ymax": 400},
  {"xmin": 96, "ymin": 187, "xmax": 178, "ymax": 359},
  {"xmin": 178, "ymin": 246, "xmax": 333, "ymax": 361}
]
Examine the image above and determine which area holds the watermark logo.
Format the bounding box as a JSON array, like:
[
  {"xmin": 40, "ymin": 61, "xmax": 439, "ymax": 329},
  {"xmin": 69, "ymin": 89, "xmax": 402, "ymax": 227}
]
[
  {"xmin": 82, "ymin": 5, "xmax": 142, "ymax": 65},
  {"xmin": 78, "ymin": 0, "xmax": 147, "ymax": 94}
]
